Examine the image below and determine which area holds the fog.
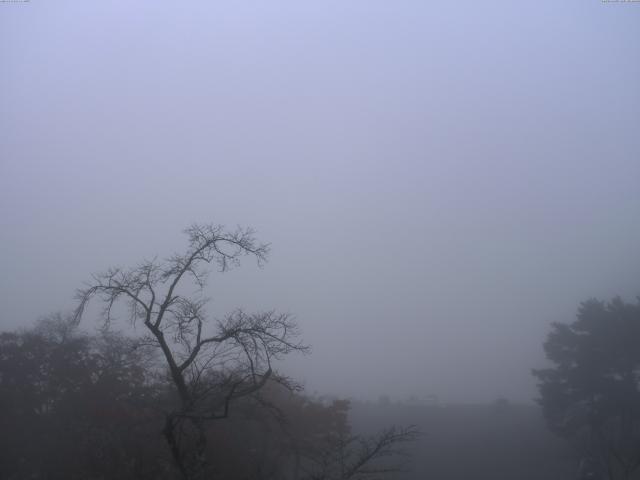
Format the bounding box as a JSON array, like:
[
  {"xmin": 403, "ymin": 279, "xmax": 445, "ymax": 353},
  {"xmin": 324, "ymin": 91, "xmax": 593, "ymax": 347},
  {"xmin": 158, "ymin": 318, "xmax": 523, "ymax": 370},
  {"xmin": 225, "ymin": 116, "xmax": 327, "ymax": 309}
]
[{"xmin": 1, "ymin": 0, "xmax": 639, "ymax": 406}]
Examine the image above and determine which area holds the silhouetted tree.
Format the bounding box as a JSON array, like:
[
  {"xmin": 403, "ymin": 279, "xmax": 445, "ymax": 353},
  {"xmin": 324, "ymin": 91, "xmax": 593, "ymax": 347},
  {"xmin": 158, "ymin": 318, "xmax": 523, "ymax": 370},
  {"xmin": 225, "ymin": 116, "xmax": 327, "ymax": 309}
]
[
  {"xmin": 533, "ymin": 297, "xmax": 640, "ymax": 480},
  {"xmin": 73, "ymin": 224, "xmax": 309, "ymax": 480}
]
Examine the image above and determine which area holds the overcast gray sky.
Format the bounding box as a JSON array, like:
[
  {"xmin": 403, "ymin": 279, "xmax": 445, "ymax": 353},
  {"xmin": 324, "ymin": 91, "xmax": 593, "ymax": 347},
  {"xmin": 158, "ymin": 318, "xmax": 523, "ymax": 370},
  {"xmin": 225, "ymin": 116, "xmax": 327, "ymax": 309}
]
[{"xmin": 1, "ymin": 1, "xmax": 639, "ymax": 403}]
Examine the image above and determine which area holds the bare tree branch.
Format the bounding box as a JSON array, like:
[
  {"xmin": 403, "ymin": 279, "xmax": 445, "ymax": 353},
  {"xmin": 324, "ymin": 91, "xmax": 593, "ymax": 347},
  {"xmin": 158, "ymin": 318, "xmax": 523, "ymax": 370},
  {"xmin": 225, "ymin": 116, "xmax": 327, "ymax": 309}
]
[{"xmin": 72, "ymin": 223, "xmax": 305, "ymax": 480}]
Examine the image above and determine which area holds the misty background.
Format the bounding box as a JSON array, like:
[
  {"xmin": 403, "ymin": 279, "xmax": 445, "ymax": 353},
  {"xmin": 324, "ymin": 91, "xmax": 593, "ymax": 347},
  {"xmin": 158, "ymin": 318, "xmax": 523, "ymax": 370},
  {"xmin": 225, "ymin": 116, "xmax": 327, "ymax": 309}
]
[{"xmin": 1, "ymin": 1, "xmax": 639, "ymax": 404}]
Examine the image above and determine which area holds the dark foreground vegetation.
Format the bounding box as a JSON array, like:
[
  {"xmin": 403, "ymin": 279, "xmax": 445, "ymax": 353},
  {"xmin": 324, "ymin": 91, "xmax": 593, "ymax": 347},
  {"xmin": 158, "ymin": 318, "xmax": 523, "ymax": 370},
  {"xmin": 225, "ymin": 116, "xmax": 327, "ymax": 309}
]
[
  {"xmin": 0, "ymin": 316, "xmax": 417, "ymax": 480},
  {"xmin": 1, "ymin": 223, "xmax": 639, "ymax": 480},
  {"xmin": 534, "ymin": 298, "xmax": 640, "ymax": 480}
]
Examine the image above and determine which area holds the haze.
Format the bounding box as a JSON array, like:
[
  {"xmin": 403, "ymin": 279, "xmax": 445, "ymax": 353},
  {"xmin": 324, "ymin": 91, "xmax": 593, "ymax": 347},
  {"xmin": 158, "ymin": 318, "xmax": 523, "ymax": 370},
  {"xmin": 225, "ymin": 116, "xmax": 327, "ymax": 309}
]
[{"xmin": 1, "ymin": 0, "xmax": 639, "ymax": 404}]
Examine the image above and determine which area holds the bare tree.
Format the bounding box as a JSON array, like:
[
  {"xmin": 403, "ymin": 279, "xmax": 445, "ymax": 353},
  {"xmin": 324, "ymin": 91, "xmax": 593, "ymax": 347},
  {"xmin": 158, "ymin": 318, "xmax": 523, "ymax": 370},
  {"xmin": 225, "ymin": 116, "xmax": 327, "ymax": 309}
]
[{"xmin": 74, "ymin": 223, "xmax": 309, "ymax": 480}]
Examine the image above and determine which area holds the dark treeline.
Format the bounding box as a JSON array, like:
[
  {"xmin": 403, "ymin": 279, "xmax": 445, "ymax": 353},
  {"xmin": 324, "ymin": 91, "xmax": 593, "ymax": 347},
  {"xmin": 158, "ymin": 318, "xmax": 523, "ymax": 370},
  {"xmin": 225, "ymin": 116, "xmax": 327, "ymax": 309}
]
[
  {"xmin": 1, "ymin": 224, "xmax": 640, "ymax": 480},
  {"xmin": 0, "ymin": 314, "xmax": 416, "ymax": 480},
  {"xmin": 4, "ymin": 304, "xmax": 640, "ymax": 480}
]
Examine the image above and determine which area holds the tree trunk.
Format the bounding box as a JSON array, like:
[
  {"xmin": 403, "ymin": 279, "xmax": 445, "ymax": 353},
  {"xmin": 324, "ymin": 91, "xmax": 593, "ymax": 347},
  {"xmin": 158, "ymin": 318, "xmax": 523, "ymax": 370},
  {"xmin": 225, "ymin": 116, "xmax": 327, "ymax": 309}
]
[
  {"xmin": 163, "ymin": 415, "xmax": 210, "ymax": 480},
  {"xmin": 186, "ymin": 417, "xmax": 209, "ymax": 480}
]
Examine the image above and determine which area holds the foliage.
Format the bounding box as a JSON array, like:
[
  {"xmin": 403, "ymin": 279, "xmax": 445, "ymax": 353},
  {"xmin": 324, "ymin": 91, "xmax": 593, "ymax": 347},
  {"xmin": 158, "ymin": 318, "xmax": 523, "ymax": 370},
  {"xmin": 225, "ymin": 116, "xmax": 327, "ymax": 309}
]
[
  {"xmin": 533, "ymin": 297, "xmax": 640, "ymax": 480},
  {"xmin": 0, "ymin": 314, "xmax": 170, "ymax": 480}
]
